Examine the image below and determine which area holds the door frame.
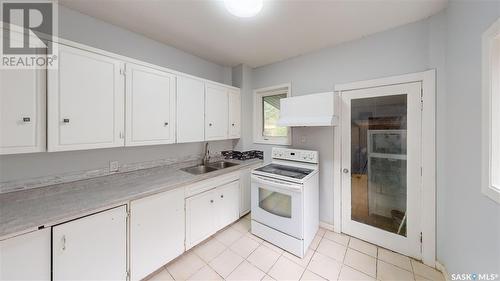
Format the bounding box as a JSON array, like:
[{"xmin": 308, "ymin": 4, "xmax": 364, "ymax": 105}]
[{"xmin": 332, "ymin": 70, "xmax": 436, "ymax": 267}]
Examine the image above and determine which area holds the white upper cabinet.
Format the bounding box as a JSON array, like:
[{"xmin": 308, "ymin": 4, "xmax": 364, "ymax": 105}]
[
  {"xmin": 125, "ymin": 63, "xmax": 176, "ymax": 146},
  {"xmin": 176, "ymin": 76, "xmax": 205, "ymax": 143},
  {"xmin": 47, "ymin": 44, "xmax": 125, "ymax": 152},
  {"xmin": 205, "ymin": 84, "xmax": 229, "ymax": 141},
  {"xmin": 0, "ymin": 228, "xmax": 51, "ymax": 281},
  {"xmin": 130, "ymin": 188, "xmax": 185, "ymax": 281},
  {"xmin": 0, "ymin": 67, "xmax": 46, "ymax": 155},
  {"xmin": 52, "ymin": 206, "xmax": 127, "ymax": 281},
  {"xmin": 228, "ymin": 89, "xmax": 241, "ymax": 139}
]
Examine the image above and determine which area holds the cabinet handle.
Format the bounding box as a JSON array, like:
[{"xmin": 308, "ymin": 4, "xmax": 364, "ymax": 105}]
[
  {"xmin": 210, "ymin": 200, "xmax": 214, "ymax": 203},
  {"xmin": 63, "ymin": 118, "xmax": 70, "ymax": 123},
  {"xmin": 164, "ymin": 122, "xmax": 169, "ymax": 126},
  {"xmin": 61, "ymin": 235, "xmax": 66, "ymax": 251},
  {"xmin": 209, "ymin": 123, "xmax": 213, "ymax": 127},
  {"xmin": 22, "ymin": 117, "xmax": 31, "ymax": 122},
  {"xmin": 220, "ymin": 194, "xmax": 224, "ymax": 198},
  {"xmin": 232, "ymin": 123, "xmax": 235, "ymax": 127}
]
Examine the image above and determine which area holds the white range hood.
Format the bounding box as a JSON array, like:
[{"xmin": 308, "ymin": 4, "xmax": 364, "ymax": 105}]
[{"xmin": 277, "ymin": 92, "xmax": 338, "ymax": 127}]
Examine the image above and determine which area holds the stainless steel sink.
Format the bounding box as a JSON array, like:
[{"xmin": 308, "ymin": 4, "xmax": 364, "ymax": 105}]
[
  {"xmin": 181, "ymin": 161, "xmax": 239, "ymax": 175},
  {"xmin": 207, "ymin": 161, "xmax": 239, "ymax": 169},
  {"xmin": 181, "ymin": 165, "xmax": 218, "ymax": 175}
]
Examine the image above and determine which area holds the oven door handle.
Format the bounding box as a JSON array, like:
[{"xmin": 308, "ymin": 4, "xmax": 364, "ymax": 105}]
[{"xmin": 252, "ymin": 175, "xmax": 302, "ymax": 192}]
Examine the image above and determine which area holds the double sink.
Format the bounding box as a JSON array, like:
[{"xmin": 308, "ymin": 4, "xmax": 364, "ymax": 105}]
[{"xmin": 181, "ymin": 161, "xmax": 239, "ymax": 175}]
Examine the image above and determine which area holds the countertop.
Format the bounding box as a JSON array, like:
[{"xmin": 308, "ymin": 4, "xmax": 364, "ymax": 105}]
[{"xmin": 0, "ymin": 158, "xmax": 262, "ymax": 240}]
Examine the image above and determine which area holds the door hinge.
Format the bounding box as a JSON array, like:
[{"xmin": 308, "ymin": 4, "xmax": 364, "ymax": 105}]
[
  {"xmin": 126, "ymin": 270, "xmax": 130, "ymax": 280},
  {"xmin": 420, "ymin": 88, "xmax": 424, "ymax": 111},
  {"xmin": 120, "ymin": 66, "xmax": 126, "ymax": 76},
  {"xmin": 126, "ymin": 209, "xmax": 131, "ymax": 218},
  {"xmin": 420, "ymin": 232, "xmax": 423, "ymax": 243}
]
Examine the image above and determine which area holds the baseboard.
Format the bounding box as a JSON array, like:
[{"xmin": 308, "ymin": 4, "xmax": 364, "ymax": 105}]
[
  {"xmin": 319, "ymin": 221, "xmax": 334, "ymax": 231},
  {"xmin": 436, "ymin": 261, "xmax": 450, "ymax": 281}
]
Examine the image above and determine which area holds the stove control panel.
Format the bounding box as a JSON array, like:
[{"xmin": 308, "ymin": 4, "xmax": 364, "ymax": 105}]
[{"xmin": 271, "ymin": 148, "xmax": 319, "ymax": 164}]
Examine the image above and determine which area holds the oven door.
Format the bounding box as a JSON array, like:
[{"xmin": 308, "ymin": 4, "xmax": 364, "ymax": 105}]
[{"xmin": 251, "ymin": 174, "xmax": 303, "ymax": 239}]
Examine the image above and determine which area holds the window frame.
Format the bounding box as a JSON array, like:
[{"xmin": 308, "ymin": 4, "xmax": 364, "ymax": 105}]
[
  {"xmin": 482, "ymin": 18, "xmax": 500, "ymax": 204},
  {"xmin": 253, "ymin": 83, "xmax": 292, "ymax": 145}
]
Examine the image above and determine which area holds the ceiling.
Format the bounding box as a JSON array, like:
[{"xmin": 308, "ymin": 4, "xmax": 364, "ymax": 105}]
[{"xmin": 60, "ymin": 0, "xmax": 447, "ymax": 68}]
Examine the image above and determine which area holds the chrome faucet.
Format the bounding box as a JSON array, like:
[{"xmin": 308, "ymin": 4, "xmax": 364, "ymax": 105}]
[{"xmin": 203, "ymin": 142, "xmax": 210, "ymax": 165}]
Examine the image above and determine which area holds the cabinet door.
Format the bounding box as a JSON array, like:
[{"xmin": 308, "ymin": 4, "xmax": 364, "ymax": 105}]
[
  {"xmin": 185, "ymin": 189, "xmax": 216, "ymax": 249},
  {"xmin": 216, "ymin": 180, "xmax": 240, "ymax": 230},
  {"xmin": 239, "ymin": 170, "xmax": 251, "ymax": 217},
  {"xmin": 205, "ymin": 84, "xmax": 228, "ymax": 140},
  {"xmin": 177, "ymin": 76, "xmax": 205, "ymax": 143},
  {"xmin": 228, "ymin": 89, "xmax": 241, "ymax": 139},
  {"xmin": 52, "ymin": 206, "xmax": 127, "ymax": 281},
  {"xmin": 0, "ymin": 59, "xmax": 45, "ymax": 154},
  {"xmin": 47, "ymin": 44, "xmax": 124, "ymax": 152},
  {"xmin": 130, "ymin": 188, "xmax": 185, "ymax": 281},
  {"xmin": 0, "ymin": 228, "xmax": 51, "ymax": 280},
  {"xmin": 126, "ymin": 64, "xmax": 176, "ymax": 146}
]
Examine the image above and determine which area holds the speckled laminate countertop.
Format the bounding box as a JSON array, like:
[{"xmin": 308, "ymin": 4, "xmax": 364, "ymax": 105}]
[{"xmin": 0, "ymin": 158, "xmax": 262, "ymax": 240}]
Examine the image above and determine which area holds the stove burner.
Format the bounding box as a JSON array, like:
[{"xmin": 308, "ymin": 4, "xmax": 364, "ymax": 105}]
[{"xmin": 255, "ymin": 164, "xmax": 314, "ymax": 179}]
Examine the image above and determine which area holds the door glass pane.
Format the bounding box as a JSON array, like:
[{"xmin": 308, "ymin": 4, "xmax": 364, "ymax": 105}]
[
  {"xmin": 259, "ymin": 187, "xmax": 292, "ymax": 218},
  {"xmin": 262, "ymin": 94, "xmax": 287, "ymax": 137},
  {"xmin": 350, "ymin": 94, "xmax": 408, "ymax": 236}
]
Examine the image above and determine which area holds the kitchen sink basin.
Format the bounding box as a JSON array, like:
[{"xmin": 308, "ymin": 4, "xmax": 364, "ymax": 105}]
[
  {"xmin": 207, "ymin": 161, "xmax": 239, "ymax": 169},
  {"xmin": 181, "ymin": 165, "xmax": 218, "ymax": 175},
  {"xmin": 181, "ymin": 161, "xmax": 239, "ymax": 175}
]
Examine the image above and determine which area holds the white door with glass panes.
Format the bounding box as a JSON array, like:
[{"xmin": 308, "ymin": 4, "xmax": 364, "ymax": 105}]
[
  {"xmin": 205, "ymin": 84, "xmax": 228, "ymax": 140},
  {"xmin": 47, "ymin": 44, "xmax": 124, "ymax": 152},
  {"xmin": 341, "ymin": 82, "xmax": 422, "ymax": 259},
  {"xmin": 125, "ymin": 63, "xmax": 176, "ymax": 146},
  {"xmin": 228, "ymin": 89, "xmax": 241, "ymax": 138}
]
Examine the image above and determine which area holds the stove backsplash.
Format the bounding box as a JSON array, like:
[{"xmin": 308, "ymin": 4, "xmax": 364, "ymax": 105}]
[{"xmin": 221, "ymin": 150, "xmax": 264, "ymax": 160}]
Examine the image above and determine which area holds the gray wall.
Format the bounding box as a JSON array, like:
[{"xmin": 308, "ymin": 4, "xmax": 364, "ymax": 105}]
[
  {"xmin": 248, "ymin": 18, "xmax": 431, "ymax": 226},
  {"xmin": 439, "ymin": 0, "xmax": 500, "ymax": 273},
  {"xmin": 0, "ymin": 5, "xmax": 234, "ymax": 182},
  {"xmin": 241, "ymin": 0, "xmax": 500, "ymax": 273}
]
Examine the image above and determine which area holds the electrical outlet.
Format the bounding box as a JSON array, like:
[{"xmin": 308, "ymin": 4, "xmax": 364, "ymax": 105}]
[{"xmin": 109, "ymin": 161, "xmax": 119, "ymax": 173}]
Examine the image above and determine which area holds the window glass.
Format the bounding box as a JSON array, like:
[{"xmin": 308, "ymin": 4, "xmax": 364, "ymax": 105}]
[{"xmin": 262, "ymin": 93, "xmax": 287, "ymax": 137}]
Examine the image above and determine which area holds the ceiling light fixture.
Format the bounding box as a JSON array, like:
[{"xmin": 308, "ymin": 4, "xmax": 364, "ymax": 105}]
[{"xmin": 224, "ymin": 0, "xmax": 263, "ymax": 18}]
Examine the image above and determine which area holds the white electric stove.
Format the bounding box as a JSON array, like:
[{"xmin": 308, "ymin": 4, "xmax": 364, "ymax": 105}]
[{"xmin": 251, "ymin": 147, "xmax": 319, "ymax": 258}]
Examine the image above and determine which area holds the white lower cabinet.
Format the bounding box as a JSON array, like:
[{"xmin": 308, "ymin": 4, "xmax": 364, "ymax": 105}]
[
  {"xmin": 239, "ymin": 169, "xmax": 252, "ymax": 217},
  {"xmin": 52, "ymin": 206, "xmax": 127, "ymax": 281},
  {"xmin": 130, "ymin": 188, "xmax": 185, "ymax": 281},
  {"xmin": 215, "ymin": 181, "xmax": 240, "ymax": 229},
  {"xmin": 186, "ymin": 180, "xmax": 240, "ymax": 249},
  {"xmin": 0, "ymin": 228, "xmax": 51, "ymax": 281}
]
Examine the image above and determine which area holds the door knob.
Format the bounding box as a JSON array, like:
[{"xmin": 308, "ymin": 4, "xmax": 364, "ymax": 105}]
[{"xmin": 343, "ymin": 168, "xmax": 349, "ymax": 174}]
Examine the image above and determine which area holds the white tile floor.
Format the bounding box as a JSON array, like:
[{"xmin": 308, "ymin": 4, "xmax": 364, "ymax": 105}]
[{"xmin": 147, "ymin": 214, "xmax": 445, "ymax": 281}]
